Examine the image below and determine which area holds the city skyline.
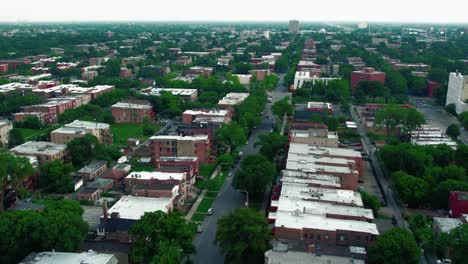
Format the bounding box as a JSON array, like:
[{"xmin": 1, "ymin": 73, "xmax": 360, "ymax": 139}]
[{"xmin": 1, "ymin": 0, "xmax": 467, "ymax": 23}]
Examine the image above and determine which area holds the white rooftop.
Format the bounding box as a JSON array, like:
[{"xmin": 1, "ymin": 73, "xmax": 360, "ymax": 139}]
[
  {"xmin": 281, "ymin": 182, "xmax": 363, "ymax": 207},
  {"xmin": 20, "ymin": 251, "xmax": 118, "ymax": 264},
  {"xmin": 218, "ymin": 92, "xmax": 250, "ymax": 106},
  {"xmin": 183, "ymin": 109, "xmax": 229, "ymax": 116},
  {"xmin": 111, "ymin": 101, "xmax": 152, "ymax": 109},
  {"xmin": 126, "ymin": 171, "xmax": 186, "ymax": 181},
  {"xmin": 67, "ymin": 120, "xmax": 110, "ymax": 130},
  {"xmin": 10, "ymin": 141, "xmax": 67, "ymax": 156},
  {"xmin": 272, "ymin": 196, "xmax": 374, "ymax": 220},
  {"xmin": 286, "ymin": 153, "xmax": 357, "ymax": 175},
  {"xmin": 433, "ymin": 217, "xmax": 463, "ymax": 233},
  {"xmin": 265, "ymin": 250, "xmax": 365, "ymax": 264},
  {"xmin": 150, "ymin": 134, "xmax": 208, "ymax": 141},
  {"xmin": 141, "ymin": 87, "xmax": 197, "ymax": 96},
  {"xmin": 107, "ymin": 195, "xmax": 173, "ymax": 220},
  {"xmin": 273, "ymin": 210, "xmax": 378, "ymax": 235},
  {"xmin": 289, "ymin": 143, "xmax": 362, "ymax": 158}
]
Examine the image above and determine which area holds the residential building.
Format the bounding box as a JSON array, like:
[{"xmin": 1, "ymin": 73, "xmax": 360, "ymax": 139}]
[
  {"xmin": 289, "ymin": 20, "xmax": 300, "ymax": 34},
  {"xmin": 140, "ymin": 87, "xmax": 198, "ymax": 101},
  {"xmin": 350, "ymin": 67, "xmax": 386, "ymax": 92},
  {"xmin": 125, "ymin": 171, "xmax": 190, "ymax": 206},
  {"xmin": 50, "ymin": 120, "xmax": 112, "ymax": 145},
  {"xmin": 20, "ymin": 251, "xmax": 118, "ymax": 264},
  {"xmin": 184, "ymin": 66, "xmax": 213, "ymax": 78},
  {"xmin": 449, "ymin": 191, "xmax": 468, "ymax": 217},
  {"xmin": 102, "ymin": 163, "xmax": 131, "ymax": 184},
  {"xmin": 10, "ymin": 141, "xmax": 68, "ymax": 164},
  {"xmin": 77, "ymin": 188, "xmax": 102, "ymax": 202},
  {"xmin": 218, "ymin": 93, "xmax": 250, "ymax": 111},
  {"xmin": 289, "ymin": 123, "xmax": 339, "ymax": 148},
  {"xmin": 151, "ymin": 134, "xmax": 213, "ymax": 163},
  {"xmin": 293, "ymin": 71, "xmax": 340, "ymax": 89},
  {"xmin": 155, "ymin": 156, "xmax": 199, "ymax": 179},
  {"xmin": 0, "ymin": 120, "xmax": 13, "ymax": 147},
  {"xmin": 250, "ymin": 69, "xmax": 270, "ymax": 81},
  {"xmin": 0, "ymin": 64, "xmax": 8, "ymax": 73},
  {"xmin": 446, "ymin": 72, "xmax": 468, "ymax": 114},
  {"xmin": 264, "ymin": 248, "xmax": 365, "ymax": 264},
  {"xmin": 182, "ymin": 109, "xmax": 232, "ymax": 125},
  {"xmin": 271, "ymin": 209, "xmax": 378, "ymax": 247},
  {"xmin": 77, "ymin": 160, "xmax": 108, "ymax": 181},
  {"xmin": 111, "ymin": 100, "xmax": 154, "ymax": 123}
]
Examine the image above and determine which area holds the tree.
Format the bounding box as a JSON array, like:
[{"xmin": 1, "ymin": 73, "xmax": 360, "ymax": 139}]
[
  {"xmin": 129, "ymin": 211, "xmax": 195, "ymax": 264},
  {"xmin": 67, "ymin": 134, "xmax": 119, "ymax": 166},
  {"xmin": 216, "ymin": 122, "xmax": 246, "ymax": 150},
  {"xmin": 39, "ymin": 161, "xmax": 74, "ymax": 193},
  {"xmin": 272, "ymin": 97, "xmax": 293, "ymax": 118},
  {"xmin": 446, "ymin": 103, "xmax": 457, "ymax": 116},
  {"xmin": 217, "ymin": 153, "xmax": 234, "ymax": 172},
  {"xmin": 368, "ymin": 227, "xmax": 420, "ymax": 264},
  {"xmin": 8, "ymin": 128, "xmax": 24, "ymax": 147},
  {"xmin": 215, "ymin": 208, "xmax": 271, "ymax": 264},
  {"xmin": 234, "ymin": 62, "xmax": 253, "ymax": 74},
  {"xmin": 375, "ymin": 105, "xmax": 405, "ymax": 136},
  {"xmin": 254, "ymin": 132, "xmax": 287, "ymax": 160},
  {"xmin": 360, "ymin": 190, "xmax": 381, "ymax": 216},
  {"xmin": 446, "ymin": 225, "xmax": 468, "ymax": 264},
  {"xmin": 232, "ymin": 155, "xmax": 276, "ymax": 200},
  {"xmin": 400, "ymin": 108, "xmax": 425, "ymax": 137},
  {"xmin": 428, "ymin": 67, "xmax": 448, "ymax": 84},
  {"xmin": 326, "ymin": 116, "xmax": 339, "ymax": 131},
  {"xmin": 392, "ymin": 171, "xmax": 429, "ymax": 207},
  {"xmin": 446, "ymin": 124, "xmax": 460, "ymax": 140},
  {"xmin": 0, "ymin": 199, "xmax": 88, "ymax": 264},
  {"xmin": 0, "ymin": 153, "xmax": 34, "ymax": 212},
  {"xmin": 457, "ymin": 111, "xmax": 468, "ymax": 129}
]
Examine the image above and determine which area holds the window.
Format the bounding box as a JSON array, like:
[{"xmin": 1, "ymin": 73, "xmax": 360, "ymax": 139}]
[
  {"xmin": 338, "ymin": 234, "xmax": 348, "ymax": 241},
  {"xmin": 317, "ymin": 235, "xmax": 320, "ymax": 240},
  {"xmin": 356, "ymin": 236, "xmax": 360, "ymax": 241},
  {"xmin": 303, "ymin": 234, "xmax": 308, "ymax": 238}
]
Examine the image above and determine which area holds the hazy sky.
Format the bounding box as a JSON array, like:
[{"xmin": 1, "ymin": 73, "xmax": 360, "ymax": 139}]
[{"xmin": 2, "ymin": 0, "xmax": 467, "ymax": 23}]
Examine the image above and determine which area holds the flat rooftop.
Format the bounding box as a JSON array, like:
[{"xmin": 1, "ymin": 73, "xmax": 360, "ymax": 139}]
[
  {"xmin": 78, "ymin": 160, "xmax": 107, "ymax": 174},
  {"xmin": 111, "ymin": 101, "xmax": 152, "ymax": 109},
  {"xmin": 218, "ymin": 92, "xmax": 250, "ymax": 106},
  {"xmin": 265, "ymin": 250, "xmax": 365, "ymax": 264},
  {"xmin": 141, "ymin": 87, "xmax": 197, "ymax": 96},
  {"xmin": 127, "ymin": 171, "xmax": 186, "ymax": 181},
  {"xmin": 10, "ymin": 141, "xmax": 67, "ymax": 156},
  {"xmin": 433, "ymin": 217, "xmax": 463, "ymax": 233},
  {"xmin": 289, "ymin": 143, "xmax": 362, "ymax": 158},
  {"xmin": 156, "ymin": 156, "xmax": 198, "ymax": 162},
  {"xmin": 20, "ymin": 251, "xmax": 117, "ymax": 264},
  {"xmin": 272, "ymin": 210, "xmax": 378, "ymax": 235},
  {"xmin": 107, "ymin": 196, "xmax": 173, "ymax": 220},
  {"xmin": 67, "ymin": 120, "xmax": 110, "ymax": 130},
  {"xmin": 183, "ymin": 109, "xmax": 229, "ymax": 116},
  {"xmin": 272, "ymin": 196, "xmax": 374, "ymax": 220},
  {"xmin": 281, "ymin": 182, "xmax": 363, "ymax": 207},
  {"xmin": 150, "ymin": 134, "xmax": 208, "ymax": 141}
]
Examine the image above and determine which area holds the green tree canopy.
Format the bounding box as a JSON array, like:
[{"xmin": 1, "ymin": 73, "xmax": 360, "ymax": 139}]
[
  {"xmin": 216, "ymin": 122, "xmax": 247, "ymax": 150},
  {"xmin": 215, "ymin": 208, "xmax": 271, "ymax": 264},
  {"xmin": 39, "ymin": 160, "xmax": 74, "ymax": 193},
  {"xmin": 232, "ymin": 154, "xmax": 276, "ymax": 200},
  {"xmin": 446, "ymin": 124, "xmax": 461, "ymax": 140},
  {"xmin": 272, "ymin": 97, "xmax": 293, "ymax": 118},
  {"xmin": 392, "ymin": 171, "xmax": 430, "ymax": 207},
  {"xmin": 254, "ymin": 132, "xmax": 287, "ymax": 160},
  {"xmin": 368, "ymin": 227, "xmax": 420, "ymax": 264},
  {"xmin": 0, "ymin": 153, "xmax": 34, "ymax": 212},
  {"xmin": 129, "ymin": 211, "xmax": 195, "ymax": 264}
]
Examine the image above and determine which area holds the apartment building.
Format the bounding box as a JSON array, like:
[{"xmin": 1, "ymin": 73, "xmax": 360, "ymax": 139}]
[
  {"xmin": 0, "ymin": 121, "xmax": 13, "ymax": 147},
  {"xmin": 289, "ymin": 124, "xmax": 339, "ymax": 148},
  {"xmin": 446, "ymin": 72, "xmax": 468, "ymax": 114},
  {"xmin": 50, "ymin": 120, "xmax": 112, "ymax": 145},
  {"xmin": 151, "ymin": 134, "xmax": 213, "ymax": 163},
  {"xmin": 218, "ymin": 92, "xmax": 249, "ymax": 111},
  {"xmin": 10, "ymin": 141, "xmax": 68, "ymax": 164},
  {"xmin": 350, "ymin": 67, "xmax": 386, "ymax": 92},
  {"xmin": 140, "ymin": 87, "xmax": 198, "ymax": 102},
  {"xmin": 111, "ymin": 100, "xmax": 154, "ymax": 123},
  {"xmin": 182, "ymin": 109, "xmax": 232, "ymax": 125},
  {"xmin": 77, "ymin": 160, "xmax": 108, "ymax": 181},
  {"xmin": 293, "ymin": 71, "xmax": 340, "ymax": 89}
]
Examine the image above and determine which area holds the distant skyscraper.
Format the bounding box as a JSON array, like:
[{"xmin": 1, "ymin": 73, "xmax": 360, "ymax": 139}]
[{"xmin": 289, "ymin": 20, "xmax": 299, "ymax": 34}]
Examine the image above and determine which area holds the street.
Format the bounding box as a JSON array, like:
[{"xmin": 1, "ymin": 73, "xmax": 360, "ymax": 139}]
[{"xmin": 192, "ymin": 75, "xmax": 289, "ymax": 264}]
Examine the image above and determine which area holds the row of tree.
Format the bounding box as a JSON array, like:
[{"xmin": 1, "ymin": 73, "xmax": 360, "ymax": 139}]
[{"xmin": 379, "ymin": 143, "xmax": 468, "ymax": 208}]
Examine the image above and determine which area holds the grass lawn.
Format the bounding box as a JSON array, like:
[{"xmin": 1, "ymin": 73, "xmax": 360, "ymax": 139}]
[
  {"xmin": 111, "ymin": 123, "xmax": 161, "ymax": 146},
  {"xmin": 191, "ymin": 213, "xmax": 205, "ymax": 222},
  {"xmin": 205, "ymin": 191, "xmax": 218, "ymax": 198},
  {"xmin": 196, "ymin": 197, "xmax": 215, "ymax": 213},
  {"xmin": 199, "ymin": 163, "xmax": 216, "ymax": 178},
  {"xmin": 16, "ymin": 126, "xmax": 59, "ymax": 140}
]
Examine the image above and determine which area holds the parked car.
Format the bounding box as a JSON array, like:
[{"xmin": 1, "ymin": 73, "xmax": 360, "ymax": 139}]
[
  {"xmin": 197, "ymin": 224, "xmax": 203, "ymax": 233},
  {"xmin": 207, "ymin": 208, "xmax": 214, "ymax": 215}
]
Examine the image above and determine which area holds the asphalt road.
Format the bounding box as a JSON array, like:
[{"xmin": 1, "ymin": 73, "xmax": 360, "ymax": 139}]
[{"xmin": 192, "ymin": 76, "xmax": 288, "ymax": 264}]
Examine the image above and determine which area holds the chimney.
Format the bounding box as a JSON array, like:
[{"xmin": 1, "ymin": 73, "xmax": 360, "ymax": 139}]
[{"xmin": 102, "ymin": 200, "xmax": 108, "ymax": 221}]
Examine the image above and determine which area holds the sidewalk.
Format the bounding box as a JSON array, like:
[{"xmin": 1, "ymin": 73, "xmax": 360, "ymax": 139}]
[{"xmin": 185, "ymin": 165, "xmax": 221, "ymax": 221}]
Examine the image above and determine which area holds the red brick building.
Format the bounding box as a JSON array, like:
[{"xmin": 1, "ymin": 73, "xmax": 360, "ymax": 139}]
[
  {"xmin": 449, "ymin": 191, "xmax": 468, "ymax": 217},
  {"xmin": 0, "ymin": 64, "xmax": 8, "ymax": 73},
  {"xmin": 182, "ymin": 109, "xmax": 232, "ymax": 125},
  {"xmin": 151, "ymin": 134, "xmax": 213, "ymax": 163},
  {"xmin": 111, "ymin": 100, "xmax": 154, "ymax": 123},
  {"xmin": 350, "ymin": 67, "xmax": 386, "ymax": 92}
]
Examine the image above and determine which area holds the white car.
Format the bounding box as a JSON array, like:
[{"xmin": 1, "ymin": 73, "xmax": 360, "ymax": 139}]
[{"xmin": 207, "ymin": 208, "xmax": 214, "ymax": 215}]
